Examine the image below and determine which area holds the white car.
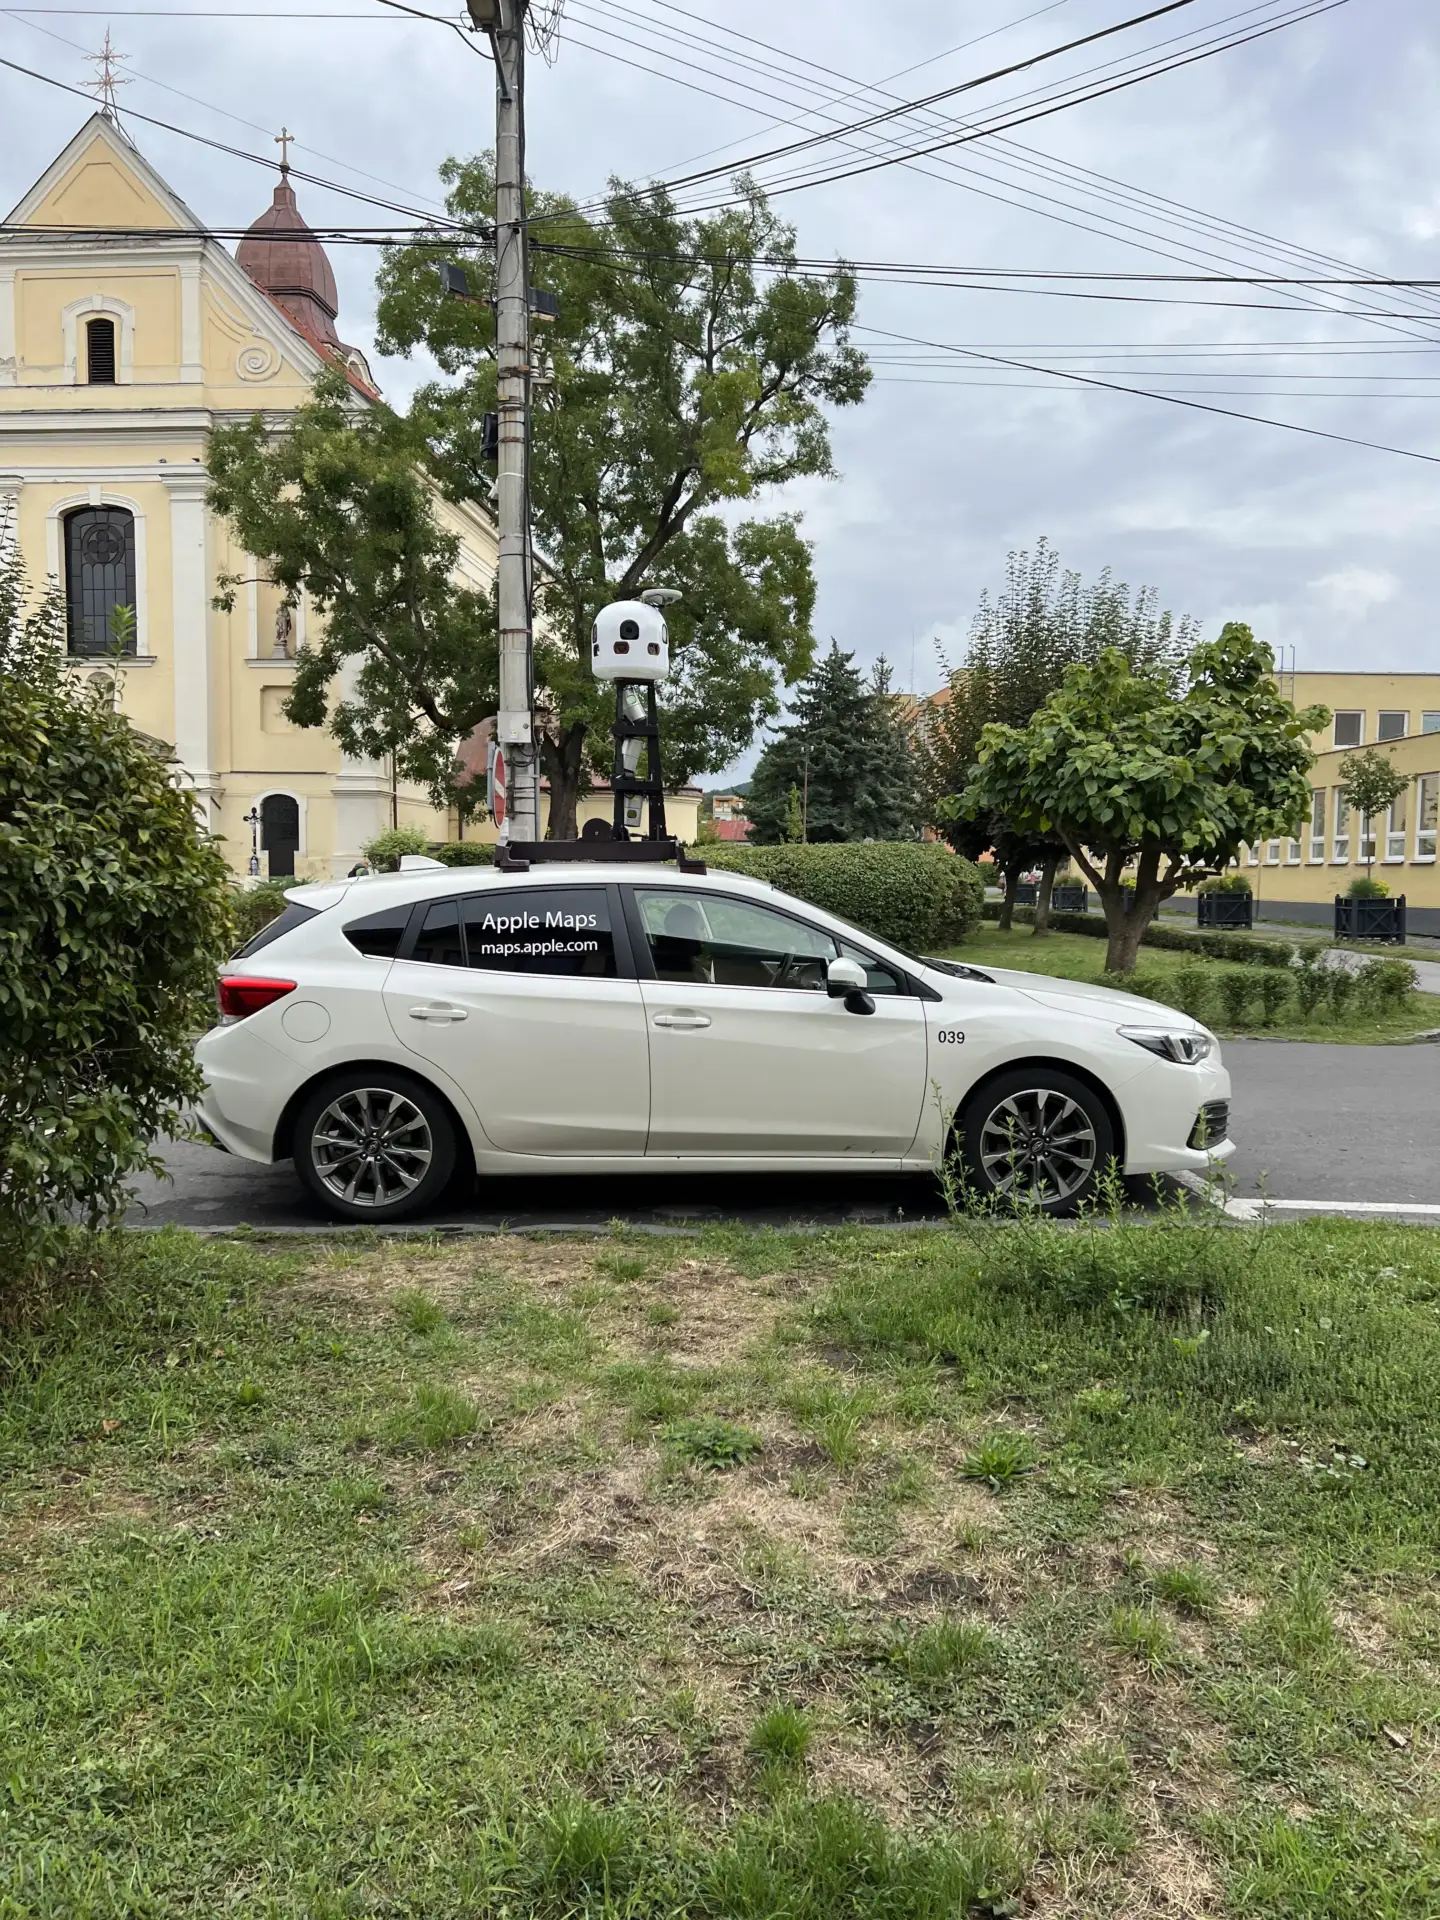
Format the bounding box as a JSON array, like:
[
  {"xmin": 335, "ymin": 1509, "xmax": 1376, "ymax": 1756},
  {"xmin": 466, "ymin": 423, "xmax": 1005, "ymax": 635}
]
[{"xmin": 196, "ymin": 859, "xmax": 1232, "ymax": 1223}]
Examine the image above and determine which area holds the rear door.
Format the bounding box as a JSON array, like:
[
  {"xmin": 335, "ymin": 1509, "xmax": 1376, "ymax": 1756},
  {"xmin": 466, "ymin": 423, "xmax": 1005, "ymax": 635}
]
[
  {"xmin": 631, "ymin": 885, "xmax": 929, "ymax": 1157},
  {"xmin": 382, "ymin": 884, "xmax": 650, "ymax": 1155}
]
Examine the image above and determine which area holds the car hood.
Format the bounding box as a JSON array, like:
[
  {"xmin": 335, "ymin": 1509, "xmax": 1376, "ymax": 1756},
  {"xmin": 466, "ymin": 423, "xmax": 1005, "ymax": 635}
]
[{"xmin": 938, "ymin": 962, "xmax": 1201, "ymax": 1030}]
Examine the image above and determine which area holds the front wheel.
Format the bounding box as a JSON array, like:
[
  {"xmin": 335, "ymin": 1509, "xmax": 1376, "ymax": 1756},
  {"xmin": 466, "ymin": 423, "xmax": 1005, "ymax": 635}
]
[
  {"xmin": 292, "ymin": 1070, "xmax": 457, "ymax": 1222},
  {"xmin": 957, "ymin": 1068, "xmax": 1114, "ymax": 1216}
]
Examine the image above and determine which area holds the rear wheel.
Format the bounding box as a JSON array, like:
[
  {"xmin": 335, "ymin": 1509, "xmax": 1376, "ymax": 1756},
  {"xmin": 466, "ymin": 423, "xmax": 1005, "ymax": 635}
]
[
  {"xmin": 957, "ymin": 1068, "xmax": 1114, "ymax": 1216},
  {"xmin": 292, "ymin": 1069, "xmax": 456, "ymax": 1222}
]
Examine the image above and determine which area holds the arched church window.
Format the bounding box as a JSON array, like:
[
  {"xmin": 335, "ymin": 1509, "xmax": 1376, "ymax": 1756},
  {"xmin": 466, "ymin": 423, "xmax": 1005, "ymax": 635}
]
[
  {"xmin": 261, "ymin": 793, "xmax": 300, "ymax": 878},
  {"xmin": 86, "ymin": 316, "xmax": 117, "ymax": 384},
  {"xmin": 64, "ymin": 506, "xmax": 136, "ymax": 656}
]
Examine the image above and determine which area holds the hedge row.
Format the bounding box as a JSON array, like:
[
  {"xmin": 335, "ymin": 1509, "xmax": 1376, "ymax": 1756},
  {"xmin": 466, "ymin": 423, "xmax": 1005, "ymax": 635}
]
[
  {"xmin": 704, "ymin": 841, "xmax": 985, "ymax": 951},
  {"xmin": 985, "ymin": 902, "xmax": 1297, "ymax": 968}
]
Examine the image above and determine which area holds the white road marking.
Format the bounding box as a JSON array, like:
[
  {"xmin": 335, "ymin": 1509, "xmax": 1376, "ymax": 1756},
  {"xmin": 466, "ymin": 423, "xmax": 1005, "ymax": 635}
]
[{"xmin": 1175, "ymin": 1173, "xmax": 1440, "ymax": 1221}]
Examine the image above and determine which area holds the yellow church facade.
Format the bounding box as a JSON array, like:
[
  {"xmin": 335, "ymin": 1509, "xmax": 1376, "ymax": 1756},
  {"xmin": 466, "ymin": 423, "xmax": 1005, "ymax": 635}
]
[{"xmin": 1, "ymin": 112, "xmax": 495, "ymax": 879}]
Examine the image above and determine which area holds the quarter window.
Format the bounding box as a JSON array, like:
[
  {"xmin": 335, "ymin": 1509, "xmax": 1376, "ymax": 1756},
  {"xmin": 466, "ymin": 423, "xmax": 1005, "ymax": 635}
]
[
  {"xmin": 343, "ymin": 903, "xmax": 413, "ymax": 958},
  {"xmin": 64, "ymin": 505, "xmax": 136, "ymax": 655},
  {"xmin": 462, "ymin": 887, "xmax": 618, "ymax": 977}
]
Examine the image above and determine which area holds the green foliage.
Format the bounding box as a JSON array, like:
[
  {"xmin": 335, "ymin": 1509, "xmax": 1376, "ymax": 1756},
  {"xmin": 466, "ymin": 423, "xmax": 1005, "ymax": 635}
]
[
  {"xmin": 1108, "ymin": 1605, "xmax": 1176, "ymax": 1672},
  {"xmin": 230, "ymin": 879, "xmax": 292, "ymax": 949},
  {"xmin": 1198, "ymin": 870, "xmax": 1253, "ymax": 893},
  {"xmin": 894, "ymin": 1617, "xmax": 1000, "ymax": 1681},
  {"xmin": 1337, "ymin": 748, "xmax": 1409, "ymax": 874},
  {"xmin": 1355, "ymin": 957, "xmax": 1417, "ymax": 1007},
  {"xmin": 1346, "ymin": 873, "xmax": 1389, "ymax": 898},
  {"xmin": 0, "ymin": 550, "xmax": 233, "ymax": 1273},
  {"xmin": 1218, "ymin": 970, "xmax": 1254, "ymax": 1028},
  {"xmin": 747, "ymin": 645, "xmax": 921, "ymax": 844},
  {"xmin": 431, "ymin": 841, "xmax": 495, "ymax": 867},
  {"xmin": 1328, "ymin": 967, "xmax": 1356, "ymax": 1018},
  {"xmin": 372, "ymin": 162, "xmax": 870, "ymax": 834},
  {"xmin": 383, "ymin": 1382, "xmax": 483, "ymax": 1450},
  {"xmin": 705, "ymin": 841, "xmax": 984, "ymax": 950},
  {"xmin": 1149, "ymin": 1563, "xmax": 1219, "ymax": 1616},
  {"xmin": 1257, "ymin": 969, "xmax": 1293, "ymax": 1026},
  {"xmin": 990, "ymin": 905, "xmax": 1301, "ymax": 968},
  {"xmin": 960, "ymin": 1432, "xmax": 1036, "ymax": 1490},
  {"xmin": 1171, "ymin": 961, "xmax": 1212, "ymax": 1021},
  {"xmin": 660, "ymin": 1415, "xmax": 763, "ymax": 1470},
  {"xmin": 1292, "ymin": 947, "xmax": 1331, "ymax": 1017},
  {"xmin": 208, "ymin": 367, "xmax": 499, "ymax": 807},
  {"xmin": 748, "ymin": 1703, "xmax": 813, "ymax": 1768},
  {"xmin": 960, "ymin": 623, "xmax": 1327, "ymax": 970},
  {"xmin": 361, "ymin": 825, "xmax": 432, "ymax": 872}
]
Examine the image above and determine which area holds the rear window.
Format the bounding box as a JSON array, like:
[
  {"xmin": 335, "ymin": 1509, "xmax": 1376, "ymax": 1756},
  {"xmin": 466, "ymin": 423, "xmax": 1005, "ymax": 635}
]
[
  {"xmin": 343, "ymin": 903, "xmax": 414, "ymax": 958},
  {"xmin": 232, "ymin": 901, "xmax": 319, "ymax": 958}
]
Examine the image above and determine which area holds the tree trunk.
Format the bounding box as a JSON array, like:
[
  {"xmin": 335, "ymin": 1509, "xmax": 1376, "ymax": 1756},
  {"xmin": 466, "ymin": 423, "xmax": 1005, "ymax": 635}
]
[
  {"xmin": 540, "ymin": 724, "xmax": 587, "ymax": 841},
  {"xmin": 1032, "ymin": 851, "xmax": 1060, "ymax": 937},
  {"xmin": 1099, "ymin": 887, "xmax": 1147, "ymax": 974},
  {"xmin": 995, "ymin": 857, "xmax": 1024, "ymax": 931}
]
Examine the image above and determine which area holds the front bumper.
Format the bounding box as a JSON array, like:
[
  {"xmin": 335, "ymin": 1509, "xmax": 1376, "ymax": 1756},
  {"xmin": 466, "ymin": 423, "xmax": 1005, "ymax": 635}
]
[{"xmin": 1119, "ymin": 1053, "xmax": 1234, "ymax": 1176}]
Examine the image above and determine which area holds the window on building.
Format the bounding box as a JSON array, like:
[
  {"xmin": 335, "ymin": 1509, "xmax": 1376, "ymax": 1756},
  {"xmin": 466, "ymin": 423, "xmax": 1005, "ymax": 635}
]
[
  {"xmin": 1333, "ymin": 788, "xmax": 1350, "ymax": 862},
  {"xmin": 1285, "ymin": 838, "xmax": 1301, "ymax": 865},
  {"xmin": 1386, "ymin": 789, "xmax": 1408, "ymax": 861},
  {"xmin": 63, "ymin": 505, "xmax": 136, "ymax": 655},
  {"xmin": 1246, "ymin": 842, "xmax": 1259, "ymax": 866},
  {"xmin": 85, "ymin": 316, "xmax": 117, "ymax": 385},
  {"xmin": 1417, "ymin": 775, "xmax": 1438, "ymax": 859},
  {"xmin": 1378, "ymin": 710, "xmax": 1408, "ymax": 742},
  {"xmin": 1333, "ymin": 710, "xmax": 1363, "ymax": 748},
  {"xmin": 1423, "ymin": 712, "xmax": 1440, "ymax": 735},
  {"xmin": 1266, "ymin": 839, "xmax": 1281, "ymax": 864},
  {"xmin": 463, "ymin": 888, "xmax": 619, "ymax": 978},
  {"xmin": 1308, "ymin": 787, "xmax": 1326, "ymax": 862},
  {"xmin": 260, "ymin": 794, "xmax": 300, "ymax": 878}
]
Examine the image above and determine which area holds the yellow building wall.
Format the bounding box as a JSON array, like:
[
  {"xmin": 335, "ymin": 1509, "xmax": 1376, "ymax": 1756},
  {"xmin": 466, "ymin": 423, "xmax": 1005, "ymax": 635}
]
[{"xmin": 1287, "ymin": 671, "xmax": 1440, "ymax": 754}]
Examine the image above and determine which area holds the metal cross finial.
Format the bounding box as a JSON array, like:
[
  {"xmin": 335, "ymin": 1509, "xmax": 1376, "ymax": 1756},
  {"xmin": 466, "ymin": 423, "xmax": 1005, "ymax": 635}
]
[
  {"xmin": 275, "ymin": 126, "xmax": 294, "ymax": 172},
  {"xmin": 86, "ymin": 28, "xmax": 131, "ymax": 118}
]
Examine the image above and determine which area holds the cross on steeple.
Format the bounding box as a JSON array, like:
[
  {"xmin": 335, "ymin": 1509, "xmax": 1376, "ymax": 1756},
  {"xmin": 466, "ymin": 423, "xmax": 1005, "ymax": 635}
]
[
  {"xmin": 86, "ymin": 29, "xmax": 131, "ymax": 118},
  {"xmin": 275, "ymin": 126, "xmax": 294, "ymax": 173}
]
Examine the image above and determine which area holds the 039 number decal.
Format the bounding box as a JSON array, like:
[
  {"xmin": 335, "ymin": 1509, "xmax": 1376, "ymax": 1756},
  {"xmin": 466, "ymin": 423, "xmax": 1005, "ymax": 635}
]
[{"xmin": 936, "ymin": 1029, "xmax": 966, "ymax": 1044}]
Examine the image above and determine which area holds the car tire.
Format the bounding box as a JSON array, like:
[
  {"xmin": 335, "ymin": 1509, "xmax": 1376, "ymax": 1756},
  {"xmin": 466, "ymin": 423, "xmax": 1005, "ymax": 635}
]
[
  {"xmin": 292, "ymin": 1069, "xmax": 457, "ymax": 1223},
  {"xmin": 957, "ymin": 1067, "xmax": 1115, "ymax": 1217}
]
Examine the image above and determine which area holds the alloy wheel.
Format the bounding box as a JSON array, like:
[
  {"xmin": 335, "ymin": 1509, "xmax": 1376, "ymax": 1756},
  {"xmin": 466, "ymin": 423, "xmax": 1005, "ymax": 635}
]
[
  {"xmin": 310, "ymin": 1086, "xmax": 433, "ymax": 1208},
  {"xmin": 977, "ymin": 1088, "xmax": 1098, "ymax": 1203}
]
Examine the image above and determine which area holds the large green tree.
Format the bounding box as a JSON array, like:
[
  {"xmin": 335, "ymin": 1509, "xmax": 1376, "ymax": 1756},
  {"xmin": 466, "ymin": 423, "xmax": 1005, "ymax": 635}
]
[
  {"xmin": 960, "ymin": 623, "xmax": 1327, "ymax": 972},
  {"xmin": 747, "ymin": 643, "xmax": 920, "ymax": 843},
  {"xmin": 926, "ymin": 540, "xmax": 1194, "ymax": 932},
  {"xmin": 210, "ymin": 162, "xmax": 868, "ymax": 837}
]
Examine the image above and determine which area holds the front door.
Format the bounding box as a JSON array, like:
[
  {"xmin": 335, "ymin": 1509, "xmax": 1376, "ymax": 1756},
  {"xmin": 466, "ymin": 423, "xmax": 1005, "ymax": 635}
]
[
  {"xmin": 632, "ymin": 887, "xmax": 929, "ymax": 1157},
  {"xmin": 383, "ymin": 884, "xmax": 650, "ymax": 1155}
]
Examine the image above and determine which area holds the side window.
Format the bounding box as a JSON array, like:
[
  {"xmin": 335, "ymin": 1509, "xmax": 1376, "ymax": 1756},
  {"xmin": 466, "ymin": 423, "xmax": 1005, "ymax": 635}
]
[
  {"xmin": 638, "ymin": 889, "xmax": 837, "ymax": 990},
  {"xmin": 462, "ymin": 888, "xmax": 618, "ymax": 978},
  {"xmin": 411, "ymin": 899, "xmax": 463, "ymax": 968},
  {"xmin": 344, "ymin": 903, "xmax": 413, "ymax": 958}
]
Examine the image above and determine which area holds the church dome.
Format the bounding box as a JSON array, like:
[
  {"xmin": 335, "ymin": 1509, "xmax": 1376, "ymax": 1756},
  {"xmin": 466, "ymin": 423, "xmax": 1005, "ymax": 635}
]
[{"xmin": 237, "ymin": 170, "xmax": 340, "ymax": 347}]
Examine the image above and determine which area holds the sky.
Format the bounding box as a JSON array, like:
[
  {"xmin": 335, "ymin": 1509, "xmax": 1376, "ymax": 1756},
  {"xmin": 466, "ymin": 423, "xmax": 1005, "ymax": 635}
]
[{"xmin": 3, "ymin": 0, "xmax": 1439, "ymax": 780}]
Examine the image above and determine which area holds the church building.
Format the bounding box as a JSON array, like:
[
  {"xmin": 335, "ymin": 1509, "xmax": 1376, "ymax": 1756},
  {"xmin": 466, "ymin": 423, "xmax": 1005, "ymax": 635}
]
[{"xmin": 0, "ymin": 111, "xmax": 497, "ymax": 878}]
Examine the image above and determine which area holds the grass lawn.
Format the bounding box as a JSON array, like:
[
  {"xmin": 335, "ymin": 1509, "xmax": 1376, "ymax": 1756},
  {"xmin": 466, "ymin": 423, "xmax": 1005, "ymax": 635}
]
[
  {"xmin": 945, "ymin": 925, "xmax": 1435, "ymax": 1044},
  {"xmin": 4, "ymin": 1220, "xmax": 1439, "ymax": 1917}
]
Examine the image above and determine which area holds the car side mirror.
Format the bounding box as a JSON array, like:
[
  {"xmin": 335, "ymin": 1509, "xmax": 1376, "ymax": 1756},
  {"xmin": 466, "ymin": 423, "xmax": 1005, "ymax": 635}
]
[{"xmin": 827, "ymin": 956, "xmax": 875, "ymax": 1016}]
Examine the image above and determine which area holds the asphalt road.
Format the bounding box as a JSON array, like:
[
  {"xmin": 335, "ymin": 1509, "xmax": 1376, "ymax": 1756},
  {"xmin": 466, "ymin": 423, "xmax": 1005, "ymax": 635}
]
[{"xmin": 126, "ymin": 1037, "xmax": 1440, "ymax": 1231}]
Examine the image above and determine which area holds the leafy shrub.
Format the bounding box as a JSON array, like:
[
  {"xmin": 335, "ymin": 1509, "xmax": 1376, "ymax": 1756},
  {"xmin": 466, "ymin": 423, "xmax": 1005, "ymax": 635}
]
[
  {"xmin": 432, "ymin": 841, "xmax": 495, "ymax": 867},
  {"xmin": 704, "ymin": 841, "xmax": 984, "ymax": 950},
  {"xmin": 1198, "ymin": 871, "xmax": 1252, "ymax": 893},
  {"xmin": 0, "ymin": 555, "xmax": 233, "ymax": 1279},
  {"xmin": 983, "ymin": 1216, "xmax": 1240, "ymax": 1318},
  {"xmin": 1217, "ymin": 970, "xmax": 1254, "ymax": 1028},
  {"xmin": 1355, "ymin": 956, "xmax": 1416, "ymax": 1008},
  {"xmin": 1172, "ymin": 961, "xmax": 1211, "ymax": 1021},
  {"xmin": 1347, "ymin": 874, "xmax": 1389, "ymax": 898},
  {"xmin": 361, "ymin": 825, "xmax": 431, "ymax": 871},
  {"xmin": 1292, "ymin": 947, "xmax": 1330, "ymax": 1018},
  {"xmin": 1328, "ymin": 967, "xmax": 1356, "ymax": 1018},
  {"xmin": 230, "ymin": 879, "xmax": 291, "ymax": 949},
  {"xmin": 1257, "ymin": 969, "xmax": 1292, "ymax": 1026},
  {"xmin": 992, "ymin": 906, "xmax": 1296, "ymax": 967},
  {"xmin": 1101, "ymin": 968, "xmax": 1166, "ymax": 1001}
]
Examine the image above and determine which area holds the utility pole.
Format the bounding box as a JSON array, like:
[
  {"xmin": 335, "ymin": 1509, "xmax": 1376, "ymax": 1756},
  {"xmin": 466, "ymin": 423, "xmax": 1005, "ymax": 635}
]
[{"xmin": 469, "ymin": 0, "xmax": 539, "ymax": 842}]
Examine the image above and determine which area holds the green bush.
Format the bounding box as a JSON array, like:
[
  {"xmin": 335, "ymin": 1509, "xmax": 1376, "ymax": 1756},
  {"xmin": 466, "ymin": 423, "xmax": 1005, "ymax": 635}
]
[
  {"xmin": 1292, "ymin": 947, "xmax": 1330, "ymax": 1018},
  {"xmin": 705, "ymin": 841, "xmax": 984, "ymax": 950},
  {"xmin": 361, "ymin": 825, "xmax": 432, "ymax": 872},
  {"xmin": 1346, "ymin": 874, "xmax": 1389, "ymax": 899},
  {"xmin": 230, "ymin": 880, "xmax": 292, "ymax": 949},
  {"xmin": 1218, "ymin": 971, "xmax": 1254, "ymax": 1028},
  {"xmin": 431, "ymin": 841, "xmax": 495, "ymax": 867},
  {"xmin": 1355, "ymin": 957, "xmax": 1416, "ymax": 1009},
  {"xmin": 1172, "ymin": 961, "xmax": 1211, "ymax": 1021},
  {"xmin": 1328, "ymin": 967, "xmax": 1356, "ymax": 1018},
  {"xmin": 1257, "ymin": 969, "xmax": 1292, "ymax": 1026},
  {"xmin": 1198, "ymin": 871, "xmax": 1252, "ymax": 893},
  {"xmin": 983, "ymin": 903, "xmax": 1296, "ymax": 968},
  {"xmin": 0, "ymin": 554, "xmax": 233, "ymax": 1275}
]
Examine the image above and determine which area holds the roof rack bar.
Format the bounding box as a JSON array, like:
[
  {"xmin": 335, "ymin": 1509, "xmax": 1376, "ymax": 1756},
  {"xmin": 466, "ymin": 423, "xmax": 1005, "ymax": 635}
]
[{"xmin": 494, "ymin": 837, "xmax": 706, "ymax": 875}]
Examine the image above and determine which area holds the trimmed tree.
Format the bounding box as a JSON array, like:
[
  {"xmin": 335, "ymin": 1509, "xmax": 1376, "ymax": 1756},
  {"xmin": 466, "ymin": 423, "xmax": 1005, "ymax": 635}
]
[
  {"xmin": 925, "ymin": 539, "xmax": 1193, "ymax": 934},
  {"xmin": 0, "ymin": 549, "xmax": 233, "ymax": 1286},
  {"xmin": 960, "ymin": 623, "xmax": 1328, "ymax": 972},
  {"xmin": 1336, "ymin": 746, "xmax": 1409, "ymax": 883}
]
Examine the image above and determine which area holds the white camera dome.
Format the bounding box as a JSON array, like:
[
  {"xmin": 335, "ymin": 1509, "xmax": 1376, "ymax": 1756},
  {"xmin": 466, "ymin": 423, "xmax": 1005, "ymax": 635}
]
[{"xmin": 591, "ymin": 599, "xmax": 670, "ymax": 683}]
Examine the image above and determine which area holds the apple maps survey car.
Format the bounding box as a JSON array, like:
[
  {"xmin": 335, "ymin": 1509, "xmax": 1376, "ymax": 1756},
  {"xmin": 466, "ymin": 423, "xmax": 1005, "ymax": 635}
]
[{"xmin": 196, "ymin": 860, "xmax": 1233, "ymax": 1223}]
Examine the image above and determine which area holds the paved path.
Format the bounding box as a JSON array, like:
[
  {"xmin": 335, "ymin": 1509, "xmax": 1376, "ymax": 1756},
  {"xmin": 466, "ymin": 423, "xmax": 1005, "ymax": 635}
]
[{"xmin": 127, "ymin": 1039, "xmax": 1440, "ymax": 1231}]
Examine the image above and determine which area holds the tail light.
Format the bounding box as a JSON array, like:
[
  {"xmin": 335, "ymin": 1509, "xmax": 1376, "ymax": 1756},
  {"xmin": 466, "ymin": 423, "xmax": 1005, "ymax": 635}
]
[{"xmin": 217, "ymin": 975, "xmax": 297, "ymax": 1022}]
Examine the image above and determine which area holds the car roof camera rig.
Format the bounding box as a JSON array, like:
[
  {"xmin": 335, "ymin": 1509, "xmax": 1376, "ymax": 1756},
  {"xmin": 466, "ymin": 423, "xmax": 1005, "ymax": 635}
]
[{"xmin": 495, "ymin": 589, "xmax": 707, "ymax": 875}]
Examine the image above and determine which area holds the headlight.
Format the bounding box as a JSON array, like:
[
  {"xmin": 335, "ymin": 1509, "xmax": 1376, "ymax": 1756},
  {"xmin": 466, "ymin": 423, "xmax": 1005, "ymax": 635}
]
[{"xmin": 1117, "ymin": 1025, "xmax": 1213, "ymax": 1065}]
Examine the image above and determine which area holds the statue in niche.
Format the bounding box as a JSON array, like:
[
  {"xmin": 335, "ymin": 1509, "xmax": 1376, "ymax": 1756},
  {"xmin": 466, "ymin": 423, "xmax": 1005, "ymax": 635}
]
[{"xmin": 271, "ymin": 597, "xmax": 295, "ymax": 660}]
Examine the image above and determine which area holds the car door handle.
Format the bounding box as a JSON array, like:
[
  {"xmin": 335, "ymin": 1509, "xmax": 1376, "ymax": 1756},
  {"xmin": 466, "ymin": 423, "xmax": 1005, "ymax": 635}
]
[
  {"xmin": 652, "ymin": 1011, "xmax": 712, "ymax": 1030},
  {"xmin": 408, "ymin": 1003, "xmax": 469, "ymax": 1023}
]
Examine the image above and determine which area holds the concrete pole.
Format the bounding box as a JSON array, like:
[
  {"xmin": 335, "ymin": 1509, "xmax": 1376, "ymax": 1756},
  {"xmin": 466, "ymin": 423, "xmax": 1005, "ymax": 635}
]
[{"xmin": 491, "ymin": 0, "xmax": 539, "ymax": 841}]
